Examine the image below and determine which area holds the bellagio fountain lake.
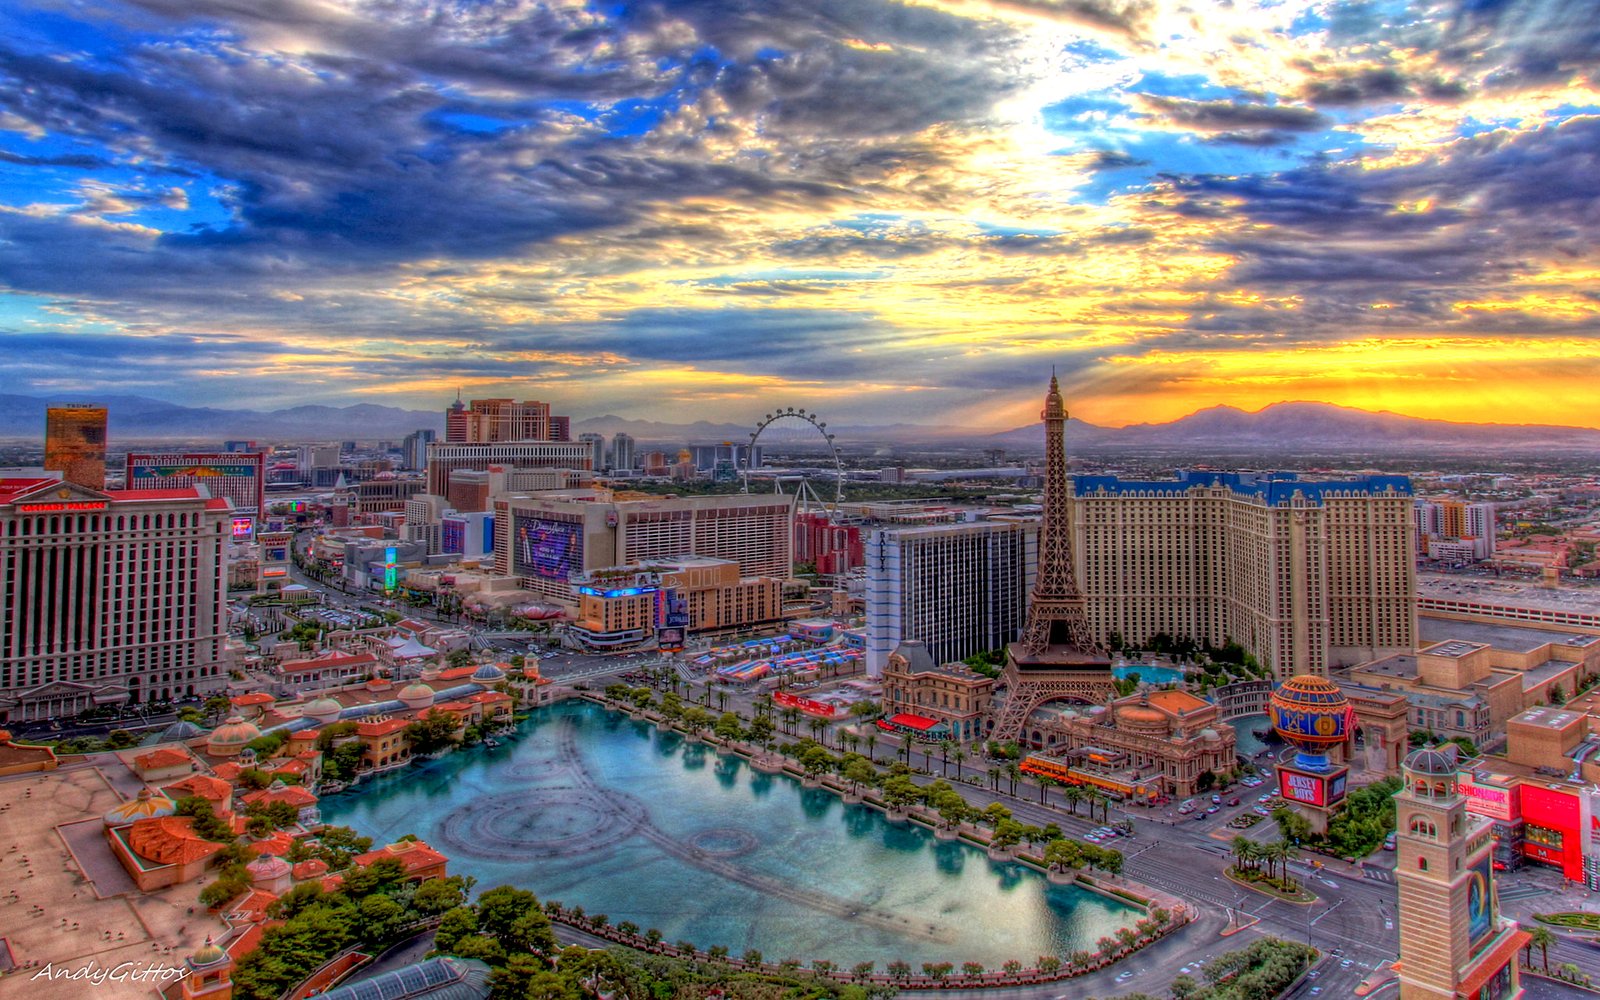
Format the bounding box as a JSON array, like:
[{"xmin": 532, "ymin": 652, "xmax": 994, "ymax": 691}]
[{"xmin": 320, "ymin": 700, "xmax": 1138, "ymax": 968}]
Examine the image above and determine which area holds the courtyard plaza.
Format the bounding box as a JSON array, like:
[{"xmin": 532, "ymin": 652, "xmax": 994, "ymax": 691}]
[{"xmin": 0, "ymin": 763, "xmax": 226, "ymax": 1000}]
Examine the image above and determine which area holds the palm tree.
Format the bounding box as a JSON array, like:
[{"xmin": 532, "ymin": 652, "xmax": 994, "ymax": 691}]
[
  {"xmin": 987, "ymin": 767, "xmax": 1002, "ymax": 792},
  {"xmin": 1265, "ymin": 841, "xmax": 1291, "ymax": 882},
  {"xmin": 1006, "ymin": 761, "xmax": 1021, "ymax": 796},
  {"xmin": 952, "ymin": 745, "xmax": 966, "ymax": 779},
  {"xmin": 1230, "ymin": 835, "xmax": 1252, "ymax": 873},
  {"xmin": 939, "ymin": 739, "xmax": 953, "ymax": 776},
  {"xmin": 1063, "ymin": 783, "xmax": 1085, "ymax": 816},
  {"xmin": 865, "ymin": 732, "xmax": 878, "ymax": 762},
  {"xmin": 1528, "ymin": 926, "xmax": 1556, "ymax": 973},
  {"xmin": 1038, "ymin": 775, "xmax": 1054, "ymax": 805}
]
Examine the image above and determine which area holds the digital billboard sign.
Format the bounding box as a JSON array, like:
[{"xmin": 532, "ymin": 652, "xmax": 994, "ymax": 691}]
[
  {"xmin": 231, "ymin": 516, "xmax": 254, "ymax": 539},
  {"xmin": 513, "ymin": 515, "xmax": 582, "ymax": 580},
  {"xmin": 1279, "ymin": 765, "xmax": 1349, "ymax": 808},
  {"xmin": 441, "ymin": 518, "xmax": 465, "ymax": 555},
  {"xmin": 1467, "ymin": 851, "xmax": 1495, "ymax": 947}
]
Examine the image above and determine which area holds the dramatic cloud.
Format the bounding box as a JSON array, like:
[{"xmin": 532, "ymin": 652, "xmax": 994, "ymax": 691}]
[{"xmin": 0, "ymin": 0, "xmax": 1597, "ymax": 428}]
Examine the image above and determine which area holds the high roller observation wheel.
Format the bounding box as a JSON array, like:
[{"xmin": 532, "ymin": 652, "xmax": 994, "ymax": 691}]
[{"xmin": 741, "ymin": 406, "xmax": 845, "ymax": 506}]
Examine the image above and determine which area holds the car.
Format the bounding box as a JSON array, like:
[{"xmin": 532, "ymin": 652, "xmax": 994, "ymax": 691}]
[
  {"xmin": 1211, "ymin": 794, "xmax": 1223, "ymax": 805},
  {"xmin": 1383, "ymin": 834, "xmax": 1397, "ymax": 851},
  {"xmin": 1259, "ymin": 792, "xmax": 1275, "ymax": 802},
  {"xmin": 1084, "ymin": 833, "xmax": 1102, "ymax": 843},
  {"xmin": 1340, "ymin": 960, "xmax": 1353, "ymax": 969},
  {"xmin": 1193, "ymin": 811, "xmax": 1207, "ymax": 821},
  {"xmin": 1253, "ymin": 806, "xmax": 1271, "ymax": 816},
  {"xmin": 1227, "ymin": 797, "xmax": 1242, "ymax": 807},
  {"xmin": 1310, "ymin": 988, "xmax": 1323, "ymax": 996},
  {"xmin": 1116, "ymin": 972, "xmax": 1134, "ymax": 983},
  {"xmin": 1206, "ymin": 805, "xmax": 1220, "ymax": 814}
]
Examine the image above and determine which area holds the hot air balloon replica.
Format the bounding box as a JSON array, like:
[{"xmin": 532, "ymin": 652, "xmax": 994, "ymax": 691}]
[{"xmin": 1267, "ymin": 674, "xmax": 1355, "ymax": 833}]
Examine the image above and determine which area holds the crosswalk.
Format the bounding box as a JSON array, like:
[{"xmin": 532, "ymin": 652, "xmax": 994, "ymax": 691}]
[
  {"xmin": 1362, "ymin": 867, "xmax": 1394, "ymax": 884},
  {"xmin": 1496, "ymin": 883, "xmax": 1546, "ymax": 902}
]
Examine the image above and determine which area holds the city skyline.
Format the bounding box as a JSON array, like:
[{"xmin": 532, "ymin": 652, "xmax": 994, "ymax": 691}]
[{"xmin": 2, "ymin": 1, "xmax": 1598, "ymax": 430}]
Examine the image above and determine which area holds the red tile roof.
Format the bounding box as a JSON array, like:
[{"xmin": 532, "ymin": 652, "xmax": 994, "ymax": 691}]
[
  {"xmin": 164, "ymin": 774, "xmax": 234, "ymax": 803},
  {"xmin": 127, "ymin": 816, "xmax": 226, "ymax": 867},
  {"xmin": 291, "ymin": 858, "xmax": 329, "ymax": 880},
  {"xmin": 249, "ymin": 831, "xmax": 297, "ymax": 857},
  {"xmin": 356, "ymin": 717, "xmax": 409, "ymax": 737},
  {"xmin": 212, "ymin": 762, "xmax": 244, "ymax": 782},
  {"xmin": 354, "ymin": 840, "xmax": 448, "ymax": 876},
  {"xmin": 435, "ymin": 666, "xmax": 479, "ymax": 682},
  {"xmin": 241, "ymin": 785, "xmax": 318, "ymax": 809},
  {"xmin": 231, "ymin": 693, "xmax": 276, "ymax": 707},
  {"xmin": 135, "ymin": 748, "xmax": 192, "ymax": 770},
  {"xmin": 227, "ymin": 888, "xmax": 280, "ymax": 924},
  {"xmin": 279, "ymin": 652, "xmax": 378, "ymax": 674},
  {"xmin": 464, "ymin": 691, "xmax": 513, "ymax": 705},
  {"xmin": 223, "ymin": 923, "xmax": 265, "ymax": 962}
]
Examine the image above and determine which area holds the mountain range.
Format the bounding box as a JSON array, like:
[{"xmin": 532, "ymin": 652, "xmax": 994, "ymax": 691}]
[{"xmin": 0, "ymin": 393, "xmax": 1596, "ymax": 454}]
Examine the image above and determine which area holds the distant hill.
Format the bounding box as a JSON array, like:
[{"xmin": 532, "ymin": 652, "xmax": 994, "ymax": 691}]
[
  {"xmin": 0, "ymin": 393, "xmax": 1594, "ymax": 453},
  {"xmin": 988, "ymin": 402, "xmax": 1600, "ymax": 453},
  {"xmin": 0, "ymin": 393, "xmax": 444, "ymax": 442}
]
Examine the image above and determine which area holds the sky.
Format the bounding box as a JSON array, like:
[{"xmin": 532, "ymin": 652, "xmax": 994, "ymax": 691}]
[{"xmin": 1, "ymin": 0, "xmax": 1598, "ymax": 431}]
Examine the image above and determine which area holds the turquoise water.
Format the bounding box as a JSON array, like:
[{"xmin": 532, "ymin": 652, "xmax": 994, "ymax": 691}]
[
  {"xmin": 1231, "ymin": 713, "xmax": 1275, "ymax": 758},
  {"xmin": 1112, "ymin": 664, "xmax": 1184, "ymax": 685},
  {"xmin": 322, "ymin": 701, "xmax": 1136, "ymax": 967}
]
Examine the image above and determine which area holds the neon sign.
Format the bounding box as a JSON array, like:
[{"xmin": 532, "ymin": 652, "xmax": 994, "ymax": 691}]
[{"xmin": 17, "ymin": 502, "xmax": 107, "ymax": 511}]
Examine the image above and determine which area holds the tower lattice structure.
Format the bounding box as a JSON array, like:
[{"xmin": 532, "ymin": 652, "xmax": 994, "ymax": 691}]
[
  {"xmin": 991, "ymin": 374, "xmax": 1113, "ymax": 741},
  {"xmin": 1018, "ymin": 373, "xmax": 1099, "ymax": 656}
]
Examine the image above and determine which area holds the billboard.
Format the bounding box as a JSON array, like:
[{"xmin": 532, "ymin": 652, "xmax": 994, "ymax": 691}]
[
  {"xmin": 1459, "ymin": 773, "xmax": 1519, "ymax": 822},
  {"xmin": 441, "ymin": 518, "xmax": 465, "ymax": 555},
  {"xmin": 513, "ymin": 515, "xmax": 582, "ymax": 580},
  {"xmin": 774, "ymin": 690, "xmax": 838, "ymax": 718},
  {"xmin": 1467, "ymin": 851, "xmax": 1495, "ymax": 948},
  {"xmin": 1279, "ymin": 764, "xmax": 1349, "ymax": 808},
  {"xmin": 231, "ymin": 516, "xmax": 254, "ymax": 540},
  {"xmin": 127, "ymin": 452, "xmax": 265, "ymax": 513}
]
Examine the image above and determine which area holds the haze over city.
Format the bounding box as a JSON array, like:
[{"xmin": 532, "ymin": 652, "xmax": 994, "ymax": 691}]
[{"xmin": 3, "ymin": 0, "xmax": 1599, "ymax": 430}]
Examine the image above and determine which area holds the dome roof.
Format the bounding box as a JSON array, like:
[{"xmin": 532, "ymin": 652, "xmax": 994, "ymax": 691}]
[
  {"xmin": 1405, "ymin": 744, "xmax": 1460, "ymax": 776},
  {"xmin": 189, "ymin": 936, "xmax": 227, "ymax": 968},
  {"xmin": 1117, "ymin": 705, "xmax": 1165, "ymax": 724},
  {"xmin": 246, "ymin": 854, "xmax": 292, "ymax": 880},
  {"xmin": 303, "ymin": 698, "xmax": 343, "ymax": 720},
  {"xmin": 160, "ymin": 720, "xmax": 206, "ymax": 742},
  {"xmin": 208, "ymin": 716, "xmax": 262, "ymax": 752},
  {"xmin": 471, "ymin": 663, "xmax": 506, "ymax": 682},
  {"xmin": 398, "ymin": 682, "xmax": 435, "ymax": 708},
  {"xmin": 104, "ymin": 787, "xmax": 175, "ymax": 827},
  {"xmin": 1200, "ymin": 727, "xmax": 1221, "ymax": 742}
]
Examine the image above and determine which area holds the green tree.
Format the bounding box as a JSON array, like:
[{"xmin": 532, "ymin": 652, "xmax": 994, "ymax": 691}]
[
  {"xmin": 1528, "ymin": 925, "xmax": 1556, "ymax": 973},
  {"xmin": 713, "ymin": 712, "xmax": 744, "ymax": 742},
  {"xmin": 404, "ymin": 709, "xmax": 460, "ymax": 756}
]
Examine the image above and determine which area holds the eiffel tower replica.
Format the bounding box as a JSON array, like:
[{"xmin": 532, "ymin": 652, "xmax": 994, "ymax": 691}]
[{"xmin": 990, "ymin": 373, "xmax": 1114, "ymax": 741}]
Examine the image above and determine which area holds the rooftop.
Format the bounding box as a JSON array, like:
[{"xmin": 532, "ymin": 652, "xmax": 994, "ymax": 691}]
[
  {"xmin": 1417, "ymin": 615, "xmax": 1600, "ymax": 653},
  {"xmin": 1509, "ymin": 707, "xmax": 1584, "ymax": 731}
]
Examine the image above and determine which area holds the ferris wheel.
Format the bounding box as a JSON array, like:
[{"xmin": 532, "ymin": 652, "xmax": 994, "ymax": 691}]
[{"xmin": 742, "ymin": 406, "xmax": 846, "ymax": 507}]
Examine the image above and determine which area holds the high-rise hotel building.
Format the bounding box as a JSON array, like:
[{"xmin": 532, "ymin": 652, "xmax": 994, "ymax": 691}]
[
  {"xmin": 493, "ymin": 490, "xmax": 795, "ymax": 604},
  {"xmin": 865, "ymin": 520, "xmax": 1038, "ymax": 677},
  {"xmin": 1071, "ymin": 471, "xmax": 1416, "ymax": 680},
  {"xmin": 44, "ymin": 403, "xmax": 108, "ymax": 491},
  {"xmin": 0, "ymin": 476, "xmax": 232, "ymax": 724}
]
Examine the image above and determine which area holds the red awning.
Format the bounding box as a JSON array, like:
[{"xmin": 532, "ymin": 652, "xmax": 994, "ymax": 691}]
[
  {"xmin": 1455, "ymin": 928, "xmax": 1528, "ymax": 1000},
  {"xmin": 885, "ymin": 713, "xmax": 942, "ymax": 732}
]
